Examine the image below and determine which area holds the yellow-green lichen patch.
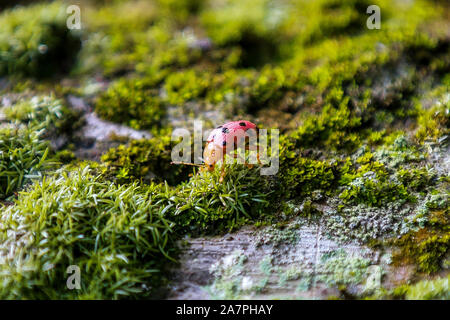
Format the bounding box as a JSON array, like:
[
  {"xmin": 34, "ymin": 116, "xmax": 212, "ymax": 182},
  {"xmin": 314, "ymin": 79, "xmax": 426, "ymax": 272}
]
[
  {"xmin": 317, "ymin": 249, "xmax": 373, "ymax": 288},
  {"xmin": 386, "ymin": 190, "xmax": 449, "ymax": 274}
]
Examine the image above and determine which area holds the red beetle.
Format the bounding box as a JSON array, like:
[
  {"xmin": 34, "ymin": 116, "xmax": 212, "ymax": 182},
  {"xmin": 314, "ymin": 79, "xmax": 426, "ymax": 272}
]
[{"xmin": 172, "ymin": 120, "xmax": 261, "ymax": 181}]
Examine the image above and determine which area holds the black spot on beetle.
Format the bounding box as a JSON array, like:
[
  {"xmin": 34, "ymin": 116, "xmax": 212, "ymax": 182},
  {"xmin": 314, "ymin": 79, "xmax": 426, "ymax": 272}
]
[
  {"xmin": 239, "ymin": 122, "xmax": 246, "ymax": 126},
  {"xmin": 222, "ymin": 127, "xmax": 229, "ymax": 133},
  {"xmin": 217, "ymin": 125, "xmax": 223, "ymax": 129},
  {"xmin": 222, "ymin": 141, "xmax": 226, "ymax": 146}
]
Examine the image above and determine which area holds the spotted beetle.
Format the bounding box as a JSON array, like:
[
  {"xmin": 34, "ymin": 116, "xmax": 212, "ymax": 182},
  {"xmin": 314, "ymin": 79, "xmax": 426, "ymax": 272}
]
[{"xmin": 172, "ymin": 120, "xmax": 261, "ymax": 181}]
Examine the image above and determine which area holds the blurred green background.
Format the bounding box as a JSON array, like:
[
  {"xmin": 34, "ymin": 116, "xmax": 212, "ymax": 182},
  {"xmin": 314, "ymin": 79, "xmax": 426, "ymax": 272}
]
[{"xmin": 0, "ymin": 0, "xmax": 448, "ymax": 300}]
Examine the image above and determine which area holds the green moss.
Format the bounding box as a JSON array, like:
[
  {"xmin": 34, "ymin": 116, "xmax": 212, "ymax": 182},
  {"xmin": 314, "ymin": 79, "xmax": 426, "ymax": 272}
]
[
  {"xmin": 278, "ymin": 134, "xmax": 432, "ymax": 207},
  {"xmin": 337, "ymin": 143, "xmax": 429, "ymax": 206},
  {"xmin": 101, "ymin": 136, "xmax": 191, "ymax": 185},
  {"xmin": 164, "ymin": 70, "xmax": 213, "ymax": 105},
  {"xmin": 415, "ymin": 92, "xmax": 450, "ymax": 143},
  {"xmin": 389, "ymin": 274, "xmax": 450, "ymax": 300},
  {"xmin": 78, "ymin": 1, "xmax": 202, "ymax": 76},
  {"xmin": 374, "ymin": 135, "xmax": 427, "ymax": 168},
  {"xmin": 0, "ymin": 2, "xmax": 81, "ymax": 77},
  {"xmin": 0, "ymin": 95, "xmax": 85, "ymax": 199},
  {"xmin": 53, "ymin": 149, "xmax": 77, "ymax": 164},
  {"xmin": 95, "ymin": 78, "xmax": 166, "ymax": 131},
  {"xmin": 386, "ymin": 188, "xmax": 449, "ymax": 274},
  {"xmin": 77, "ymin": 0, "xmax": 158, "ymax": 75},
  {"xmin": 339, "ymin": 172, "xmax": 412, "ymax": 207},
  {"xmin": 103, "ymin": 151, "xmax": 273, "ymax": 234},
  {"xmin": 396, "ymin": 167, "xmax": 437, "ymax": 192},
  {"xmin": 161, "ymin": 162, "xmax": 272, "ymax": 234},
  {"xmin": 3, "ymin": 95, "xmax": 83, "ymax": 140},
  {"xmin": 1, "ymin": 0, "xmax": 449, "ymax": 300},
  {"xmin": 277, "ymin": 265, "xmax": 304, "ymax": 287},
  {"xmin": 392, "ymin": 228, "xmax": 449, "ymax": 274},
  {"xmin": 289, "ymin": 103, "xmax": 363, "ymax": 151},
  {"xmin": 0, "ymin": 166, "xmax": 177, "ymax": 299},
  {"xmin": 279, "ymin": 154, "xmax": 338, "ymax": 199},
  {"xmin": 0, "ymin": 125, "xmax": 49, "ymax": 200}
]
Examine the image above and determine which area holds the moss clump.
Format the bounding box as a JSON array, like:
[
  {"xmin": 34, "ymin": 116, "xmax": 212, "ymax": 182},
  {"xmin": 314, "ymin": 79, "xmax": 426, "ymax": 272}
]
[
  {"xmin": 0, "ymin": 2, "xmax": 81, "ymax": 77},
  {"xmin": 0, "ymin": 126, "xmax": 49, "ymax": 200},
  {"xmin": 388, "ymin": 189, "xmax": 449, "ymax": 274},
  {"xmin": 78, "ymin": 1, "xmax": 202, "ymax": 76},
  {"xmin": 0, "ymin": 158, "xmax": 273, "ymax": 298},
  {"xmin": 0, "ymin": 95, "xmax": 84, "ymax": 199},
  {"xmin": 3, "ymin": 95, "xmax": 83, "ymax": 140},
  {"xmin": 164, "ymin": 70, "xmax": 212, "ymax": 105},
  {"xmin": 337, "ymin": 146, "xmax": 425, "ymax": 206},
  {"xmin": 103, "ymin": 149, "xmax": 272, "ymax": 234},
  {"xmin": 339, "ymin": 171, "xmax": 412, "ymax": 207},
  {"xmin": 290, "ymin": 103, "xmax": 363, "ymax": 152},
  {"xmin": 101, "ymin": 136, "xmax": 191, "ymax": 185},
  {"xmin": 278, "ymin": 135, "xmax": 428, "ymax": 206},
  {"xmin": 396, "ymin": 167, "xmax": 437, "ymax": 192},
  {"xmin": 95, "ymin": 78, "xmax": 166, "ymax": 130},
  {"xmin": 392, "ymin": 228, "xmax": 449, "ymax": 274},
  {"xmin": 157, "ymin": 162, "xmax": 271, "ymax": 234},
  {"xmin": 279, "ymin": 155, "xmax": 338, "ymax": 199},
  {"xmin": 415, "ymin": 93, "xmax": 450, "ymax": 143},
  {"xmin": 390, "ymin": 275, "xmax": 449, "ymax": 300},
  {"xmin": 0, "ymin": 166, "xmax": 177, "ymax": 299},
  {"xmin": 374, "ymin": 135, "xmax": 427, "ymax": 168}
]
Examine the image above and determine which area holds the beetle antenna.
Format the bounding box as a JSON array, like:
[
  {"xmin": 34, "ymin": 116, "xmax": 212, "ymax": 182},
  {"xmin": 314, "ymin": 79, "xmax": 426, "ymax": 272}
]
[{"xmin": 170, "ymin": 161, "xmax": 203, "ymax": 167}]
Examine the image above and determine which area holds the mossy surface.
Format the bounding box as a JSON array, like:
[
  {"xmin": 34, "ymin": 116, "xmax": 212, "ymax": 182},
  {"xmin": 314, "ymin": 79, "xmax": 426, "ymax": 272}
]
[
  {"xmin": 0, "ymin": 126, "xmax": 50, "ymax": 200},
  {"xmin": 3, "ymin": 95, "xmax": 83, "ymax": 140},
  {"xmin": 100, "ymin": 136, "xmax": 191, "ymax": 185},
  {"xmin": 157, "ymin": 162, "xmax": 272, "ymax": 234},
  {"xmin": 0, "ymin": 166, "xmax": 178, "ymax": 299},
  {"xmin": 0, "ymin": 0, "xmax": 449, "ymax": 299},
  {"xmin": 95, "ymin": 78, "xmax": 166, "ymax": 131},
  {"xmin": 0, "ymin": 2, "xmax": 81, "ymax": 78},
  {"xmin": 390, "ymin": 275, "xmax": 450, "ymax": 300}
]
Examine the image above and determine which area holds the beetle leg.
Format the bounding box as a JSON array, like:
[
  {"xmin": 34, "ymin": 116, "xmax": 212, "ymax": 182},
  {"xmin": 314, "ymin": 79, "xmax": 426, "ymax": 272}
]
[
  {"xmin": 243, "ymin": 145, "xmax": 261, "ymax": 166},
  {"xmin": 219, "ymin": 164, "xmax": 225, "ymax": 182},
  {"xmin": 232, "ymin": 151, "xmax": 253, "ymax": 168},
  {"xmin": 257, "ymin": 152, "xmax": 262, "ymax": 165}
]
